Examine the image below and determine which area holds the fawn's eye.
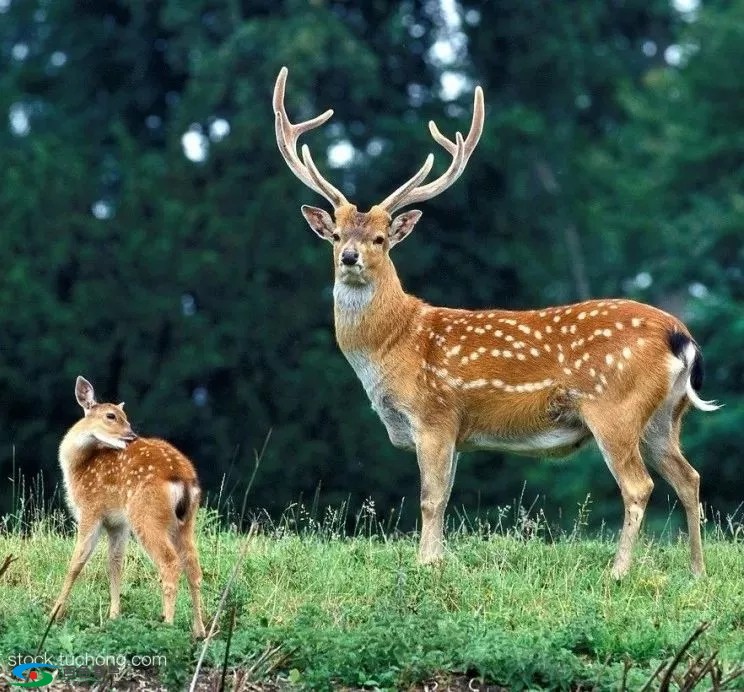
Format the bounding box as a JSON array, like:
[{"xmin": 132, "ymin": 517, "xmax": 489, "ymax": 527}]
[
  {"xmin": 373, "ymin": 236, "xmax": 385, "ymax": 245},
  {"xmin": 106, "ymin": 412, "xmax": 116, "ymax": 421},
  {"xmin": 332, "ymin": 233, "xmax": 340, "ymax": 242}
]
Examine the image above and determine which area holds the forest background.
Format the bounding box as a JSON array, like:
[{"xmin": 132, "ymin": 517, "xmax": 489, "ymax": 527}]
[{"xmin": 0, "ymin": 0, "xmax": 742, "ymax": 532}]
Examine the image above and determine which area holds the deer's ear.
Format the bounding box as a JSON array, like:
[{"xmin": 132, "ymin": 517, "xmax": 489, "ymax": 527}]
[
  {"xmin": 388, "ymin": 210, "xmax": 422, "ymax": 248},
  {"xmin": 301, "ymin": 205, "xmax": 336, "ymax": 242},
  {"xmin": 75, "ymin": 376, "xmax": 97, "ymax": 415}
]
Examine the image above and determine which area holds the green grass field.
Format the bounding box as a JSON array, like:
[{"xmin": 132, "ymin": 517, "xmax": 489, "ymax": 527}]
[{"xmin": 1, "ymin": 498, "xmax": 744, "ymax": 691}]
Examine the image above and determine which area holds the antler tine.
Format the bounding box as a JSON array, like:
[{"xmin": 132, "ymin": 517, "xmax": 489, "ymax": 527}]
[
  {"xmin": 382, "ymin": 85, "xmax": 484, "ymax": 213},
  {"xmin": 428, "ymin": 86, "xmax": 485, "ymax": 162},
  {"xmin": 377, "ymin": 154, "xmax": 436, "ymax": 213},
  {"xmin": 273, "ymin": 67, "xmax": 348, "ymax": 208},
  {"xmin": 301, "ymin": 145, "xmax": 349, "ymax": 207},
  {"xmin": 390, "ymin": 132, "xmax": 466, "ymax": 212},
  {"xmin": 274, "ymin": 112, "xmax": 323, "ymax": 198}
]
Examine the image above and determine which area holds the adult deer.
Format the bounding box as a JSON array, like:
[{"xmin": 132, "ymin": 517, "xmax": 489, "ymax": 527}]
[
  {"xmin": 53, "ymin": 377, "xmax": 206, "ymax": 636},
  {"xmin": 273, "ymin": 67, "xmax": 719, "ymax": 578}
]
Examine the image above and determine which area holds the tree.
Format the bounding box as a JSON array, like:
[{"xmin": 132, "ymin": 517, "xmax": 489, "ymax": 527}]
[{"xmin": 1, "ymin": 0, "xmax": 740, "ymax": 531}]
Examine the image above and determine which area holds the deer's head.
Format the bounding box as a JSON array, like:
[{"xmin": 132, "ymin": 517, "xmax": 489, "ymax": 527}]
[
  {"xmin": 273, "ymin": 67, "xmax": 484, "ymax": 287},
  {"xmin": 73, "ymin": 376, "xmax": 138, "ymax": 450},
  {"xmin": 299, "ymin": 204, "xmax": 422, "ymax": 286}
]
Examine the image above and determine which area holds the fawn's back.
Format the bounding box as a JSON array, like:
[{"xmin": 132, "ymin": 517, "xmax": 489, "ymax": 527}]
[{"xmin": 61, "ymin": 435, "xmax": 199, "ymax": 524}]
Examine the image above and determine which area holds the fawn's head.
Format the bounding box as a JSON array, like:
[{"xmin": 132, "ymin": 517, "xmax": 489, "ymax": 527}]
[
  {"xmin": 273, "ymin": 67, "xmax": 483, "ymax": 287},
  {"xmin": 72, "ymin": 376, "xmax": 138, "ymax": 450}
]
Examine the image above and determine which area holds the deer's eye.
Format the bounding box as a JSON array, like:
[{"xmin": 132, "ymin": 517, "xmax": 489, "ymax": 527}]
[
  {"xmin": 373, "ymin": 236, "xmax": 385, "ymax": 245},
  {"xmin": 332, "ymin": 233, "xmax": 340, "ymax": 242},
  {"xmin": 106, "ymin": 412, "xmax": 116, "ymax": 421}
]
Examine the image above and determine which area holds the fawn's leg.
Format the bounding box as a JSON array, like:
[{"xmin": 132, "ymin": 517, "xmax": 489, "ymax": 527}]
[
  {"xmin": 129, "ymin": 504, "xmax": 181, "ymax": 624},
  {"xmin": 51, "ymin": 515, "xmax": 102, "ymax": 619},
  {"xmin": 106, "ymin": 523, "xmax": 129, "ymax": 618},
  {"xmin": 175, "ymin": 514, "xmax": 206, "ymax": 638}
]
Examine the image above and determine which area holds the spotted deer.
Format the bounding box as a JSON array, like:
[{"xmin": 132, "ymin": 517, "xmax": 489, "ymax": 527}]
[
  {"xmin": 52, "ymin": 376, "xmax": 206, "ymax": 636},
  {"xmin": 273, "ymin": 67, "xmax": 719, "ymax": 578}
]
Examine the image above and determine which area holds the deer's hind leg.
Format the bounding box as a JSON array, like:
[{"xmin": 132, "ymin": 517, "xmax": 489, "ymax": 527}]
[
  {"xmin": 581, "ymin": 401, "xmax": 654, "ymax": 579},
  {"xmin": 642, "ymin": 398, "xmax": 704, "ymax": 576},
  {"xmin": 128, "ymin": 490, "xmax": 182, "ymax": 624},
  {"xmin": 105, "ymin": 522, "xmax": 130, "ymax": 618},
  {"xmin": 173, "ymin": 495, "xmax": 206, "ymax": 638}
]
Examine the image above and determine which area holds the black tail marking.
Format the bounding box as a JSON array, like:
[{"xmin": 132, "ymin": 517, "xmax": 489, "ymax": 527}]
[
  {"xmin": 175, "ymin": 486, "xmax": 189, "ymax": 521},
  {"xmin": 667, "ymin": 329, "xmax": 704, "ymax": 392},
  {"xmin": 171, "ymin": 478, "xmax": 198, "ymax": 521},
  {"xmin": 690, "ymin": 351, "xmax": 704, "ymax": 392}
]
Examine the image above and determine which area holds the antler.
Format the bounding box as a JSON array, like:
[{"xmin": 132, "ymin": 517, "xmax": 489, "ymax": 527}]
[
  {"xmin": 273, "ymin": 67, "xmax": 349, "ymax": 209},
  {"xmin": 378, "ymin": 86, "xmax": 485, "ymax": 214}
]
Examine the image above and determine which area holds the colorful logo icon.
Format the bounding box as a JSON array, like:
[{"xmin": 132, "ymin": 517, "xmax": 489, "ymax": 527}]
[{"xmin": 7, "ymin": 663, "xmax": 57, "ymax": 688}]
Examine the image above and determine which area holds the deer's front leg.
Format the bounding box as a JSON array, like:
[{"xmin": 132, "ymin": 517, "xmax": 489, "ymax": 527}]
[{"xmin": 416, "ymin": 430, "xmax": 458, "ymax": 564}]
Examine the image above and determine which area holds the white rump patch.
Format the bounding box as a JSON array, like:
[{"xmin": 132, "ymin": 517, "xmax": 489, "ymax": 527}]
[
  {"xmin": 674, "ymin": 342, "xmax": 723, "ymax": 411},
  {"xmin": 168, "ymin": 481, "xmax": 184, "ymax": 509},
  {"xmin": 169, "ymin": 481, "xmax": 185, "ymax": 512},
  {"xmin": 670, "ymin": 342, "xmax": 721, "ymax": 412}
]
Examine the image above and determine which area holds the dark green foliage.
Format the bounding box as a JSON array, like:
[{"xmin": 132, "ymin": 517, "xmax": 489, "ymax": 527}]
[{"xmin": 0, "ymin": 0, "xmax": 741, "ymax": 528}]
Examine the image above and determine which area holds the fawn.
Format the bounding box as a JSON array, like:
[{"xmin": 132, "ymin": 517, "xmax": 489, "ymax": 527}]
[
  {"xmin": 52, "ymin": 376, "xmax": 206, "ymax": 637},
  {"xmin": 273, "ymin": 67, "xmax": 719, "ymax": 578}
]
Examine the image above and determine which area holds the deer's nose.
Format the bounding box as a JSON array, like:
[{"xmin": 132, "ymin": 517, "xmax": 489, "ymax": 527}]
[{"xmin": 341, "ymin": 249, "xmax": 359, "ymax": 266}]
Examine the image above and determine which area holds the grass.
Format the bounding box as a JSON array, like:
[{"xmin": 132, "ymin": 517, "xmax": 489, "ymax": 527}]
[{"xmin": 1, "ymin": 493, "xmax": 744, "ymax": 690}]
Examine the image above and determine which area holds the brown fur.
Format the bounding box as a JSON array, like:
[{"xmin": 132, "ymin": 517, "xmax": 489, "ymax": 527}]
[
  {"xmin": 298, "ymin": 201, "xmax": 712, "ymax": 579},
  {"xmin": 277, "ymin": 72, "xmax": 713, "ymax": 579},
  {"xmin": 52, "ymin": 377, "xmax": 206, "ymax": 637}
]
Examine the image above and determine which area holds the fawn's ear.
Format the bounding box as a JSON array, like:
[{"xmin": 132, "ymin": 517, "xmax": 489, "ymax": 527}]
[
  {"xmin": 117, "ymin": 402, "xmax": 125, "ymax": 410},
  {"xmin": 75, "ymin": 376, "xmax": 97, "ymax": 415},
  {"xmin": 301, "ymin": 205, "xmax": 336, "ymax": 242},
  {"xmin": 388, "ymin": 210, "xmax": 422, "ymax": 248}
]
